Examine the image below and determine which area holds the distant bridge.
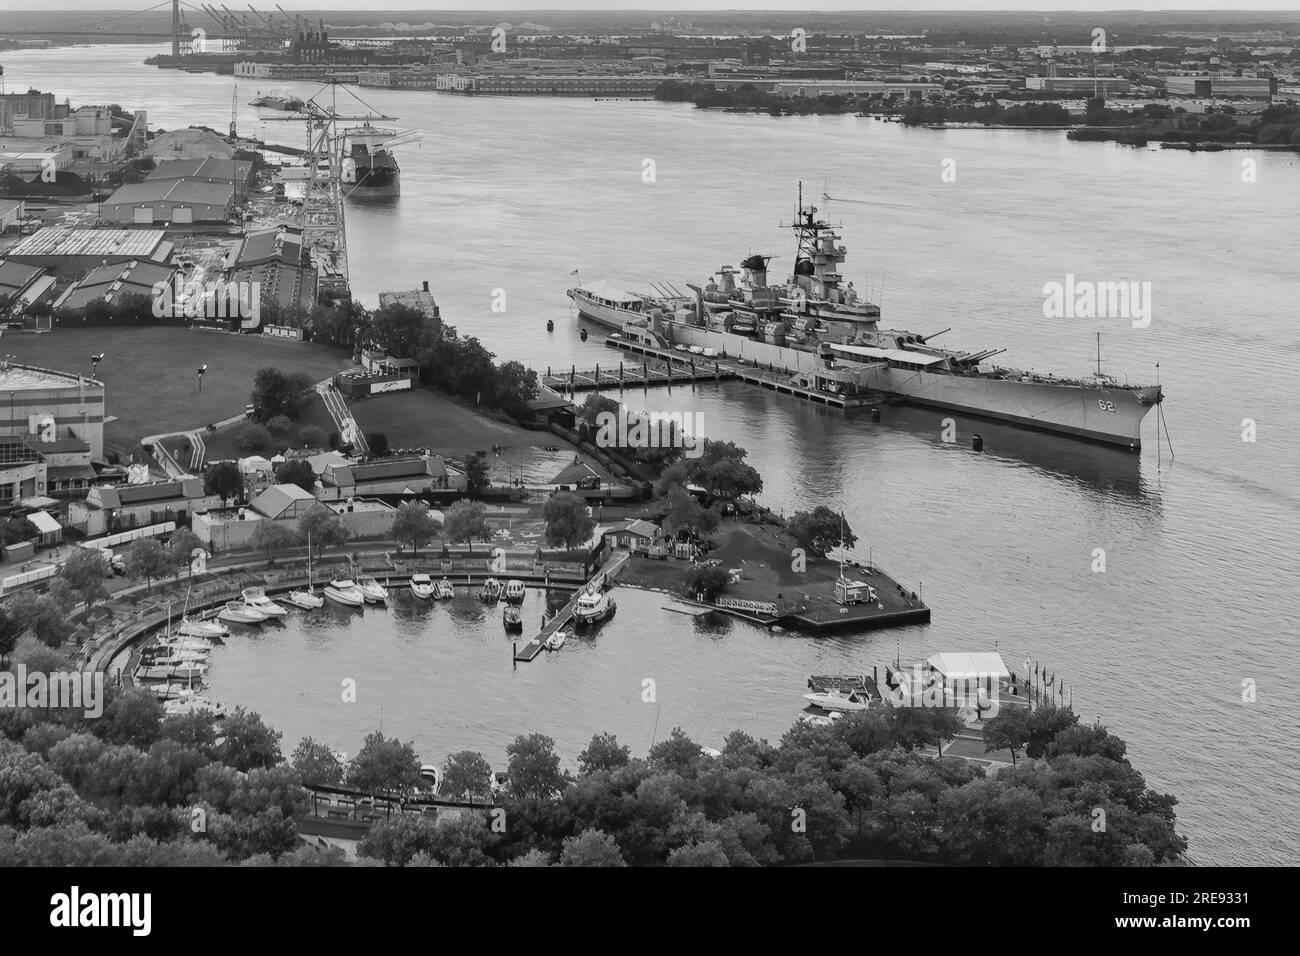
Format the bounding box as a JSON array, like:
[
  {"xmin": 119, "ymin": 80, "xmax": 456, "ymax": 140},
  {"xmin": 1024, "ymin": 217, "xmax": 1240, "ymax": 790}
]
[{"xmin": 1, "ymin": 1, "xmax": 293, "ymax": 50}]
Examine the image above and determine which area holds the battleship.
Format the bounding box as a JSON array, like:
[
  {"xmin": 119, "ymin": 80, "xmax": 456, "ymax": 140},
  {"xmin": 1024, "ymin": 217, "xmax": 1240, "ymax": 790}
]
[{"xmin": 568, "ymin": 190, "xmax": 1163, "ymax": 450}]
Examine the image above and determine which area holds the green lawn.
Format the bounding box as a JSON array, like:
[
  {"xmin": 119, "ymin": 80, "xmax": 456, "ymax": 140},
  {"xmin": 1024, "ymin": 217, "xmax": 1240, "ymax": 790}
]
[{"xmin": 6, "ymin": 327, "xmax": 351, "ymax": 456}]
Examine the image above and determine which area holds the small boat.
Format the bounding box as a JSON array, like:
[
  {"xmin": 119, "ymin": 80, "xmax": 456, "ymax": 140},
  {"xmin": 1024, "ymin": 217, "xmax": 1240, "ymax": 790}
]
[
  {"xmin": 544, "ymin": 629, "xmax": 569, "ymax": 650},
  {"xmin": 164, "ymin": 696, "xmax": 227, "ymax": 718},
  {"xmin": 324, "ymin": 578, "xmax": 365, "ymax": 607},
  {"xmin": 356, "ymin": 576, "xmax": 388, "ymax": 604},
  {"xmin": 177, "ymin": 617, "xmax": 228, "ymax": 639},
  {"xmin": 410, "ymin": 573, "xmax": 435, "ymax": 599},
  {"xmin": 242, "ymin": 587, "xmax": 289, "ymax": 618},
  {"xmin": 503, "ymin": 580, "xmax": 526, "ymax": 604},
  {"xmin": 802, "ymin": 690, "xmax": 870, "ymax": 712},
  {"xmin": 143, "ymin": 646, "xmax": 209, "ymax": 664},
  {"xmin": 433, "ymin": 578, "xmax": 456, "ymax": 600},
  {"xmin": 150, "ymin": 682, "xmax": 203, "ymax": 702},
  {"xmin": 218, "ymin": 601, "xmax": 267, "ymax": 625},
  {"xmin": 283, "ymin": 589, "xmax": 324, "ymax": 610},
  {"xmin": 480, "ymin": 578, "xmax": 502, "ymax": 603},
  {"xmin": 136, "ymin": 661, "xmax": 208, "ymax": 682},
  {"xmin": 156, "ymin": 634, "xmax": 214, "ymax": 652},
  {"xmin": 572, "ymin": 589, "xmax": 615, "ymax": 625},
  {"xmin": 503, "ymin": 606, "xmax": 523, "ymax": 631},
  {"xmin": 700, "ymin": 746, "xmax": 723, "ymax": 759}
]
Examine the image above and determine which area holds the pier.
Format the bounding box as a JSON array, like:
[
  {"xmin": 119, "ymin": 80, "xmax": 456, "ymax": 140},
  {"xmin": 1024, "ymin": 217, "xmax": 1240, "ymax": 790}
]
[
  {"xmin": 541, "ymin": 358, "xmax": 733, "ymax": 392},
  {"xmin": 515, "ymin": 550, "xmax": 630, "ymax": 662}
]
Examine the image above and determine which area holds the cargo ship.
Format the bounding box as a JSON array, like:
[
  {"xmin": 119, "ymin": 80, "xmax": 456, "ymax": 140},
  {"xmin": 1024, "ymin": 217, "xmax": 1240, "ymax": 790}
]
[
  {"xmin": 341, "ymin": 124, "xmax": 400, "ymax": 198},
  {"xmin": 568, "ymin": 189, "xmax": 1162, "ymax": 450},
  {"xmin": 250, "ymin": 92, "xmax": 306, "ymax": 112}
]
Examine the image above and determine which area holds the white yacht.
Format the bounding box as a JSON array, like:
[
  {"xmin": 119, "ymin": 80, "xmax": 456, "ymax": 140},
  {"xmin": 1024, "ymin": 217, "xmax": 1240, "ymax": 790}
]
[
  {"xmin": 218, "ymin": 601, "xmax": 267, "ymax": 625},
  {"xmin": 177, "ymin": 618, "xmax": 228, "ymax": 639},
  {"xmin": 241, "ymin": 587, "xmax": 289, "ymax": 618},
  {"xmin": 164, "ymin": 696, "xmax": 227, "ymax": 719},
  {"xmin": 283, "ymin": 588, "xmax": 324, "ymax": 609},
  {"xmin": 356, "ymin": 576, "xmax": 388, "ymax": 604},
  {"xmin": 410, "ymin": 573, "xmax": 435, "ymax": 599},
  {"xmin": 136, "ymin": 660, "xmax": 208, "ymax": 682},
  {"xmin": 324, "ymin": 578, "xmax": 365, "ymax": 607}
]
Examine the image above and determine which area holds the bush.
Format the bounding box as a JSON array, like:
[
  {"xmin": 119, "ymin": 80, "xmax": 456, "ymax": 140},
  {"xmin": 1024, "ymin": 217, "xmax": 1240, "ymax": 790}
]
[
  {"xmin": 298, "ymin": 425, "xmax": 328, "ymax": 448},
  {"xmin": 367, "ymin": 432, "xmax": 389, "ymax": 456},
  {"xmin": 236, "ymin": 424, "xmax": 274, "ymax": 454},
  {"xmin": 266, "ymin": 415, "xmax": 293, "ymax": 434}
]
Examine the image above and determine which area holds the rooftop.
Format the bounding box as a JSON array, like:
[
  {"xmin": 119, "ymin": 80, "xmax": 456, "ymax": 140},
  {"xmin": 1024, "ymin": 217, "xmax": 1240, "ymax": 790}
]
[
  {"xmin": 0, "ymin": 361, "xmax": 98, "ymax": 392},
  {"xmin": 102, "ymin": 179, "xmax": 235, "ymax": 208},
  {"xmin": 7, "ymin": 226, "xmax": 167, "ymax": 260}
]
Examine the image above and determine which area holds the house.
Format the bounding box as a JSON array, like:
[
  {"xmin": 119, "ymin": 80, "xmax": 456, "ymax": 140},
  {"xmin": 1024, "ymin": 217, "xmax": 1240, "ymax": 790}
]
[
  {"xmin": 602, "ymin": 518, "xmax": 662, "ymax": 553},
  {"xmin": 317, "ymin": 455, "xmax": 465, "ymax": 500},
  {"xmin": 69, "ymin": 477, "xmax": 219, "ymax": 536},
  {"xmin": 0, "ymin": 259, "xmax": 55, "ymax": 313},
  {"xmin": 191, "ymin": 493, "xmax": 395, "ymax": 551}
]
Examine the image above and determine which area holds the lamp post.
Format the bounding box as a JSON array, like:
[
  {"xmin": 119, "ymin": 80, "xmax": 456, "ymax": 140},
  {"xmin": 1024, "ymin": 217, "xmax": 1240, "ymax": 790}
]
[
  {"xmin": 197, "ymin": 364, "xmax": 207, "ymax": 393},
  {"xmin": 90, "ymin": 353, "xmax": 104, "ymax": 378}
]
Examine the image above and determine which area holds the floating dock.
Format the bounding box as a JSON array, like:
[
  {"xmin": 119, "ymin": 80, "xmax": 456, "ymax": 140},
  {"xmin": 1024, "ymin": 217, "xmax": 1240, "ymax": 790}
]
[{"xmin": 515, "ymin": 551, "xmax": 629, "ymax": 662}]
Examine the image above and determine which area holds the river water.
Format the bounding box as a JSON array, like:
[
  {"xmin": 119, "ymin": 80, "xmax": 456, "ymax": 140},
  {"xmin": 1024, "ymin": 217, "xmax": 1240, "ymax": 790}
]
[{"xmin": 6, "ymin": 46, "xmax": 1298, "ymax": 865}]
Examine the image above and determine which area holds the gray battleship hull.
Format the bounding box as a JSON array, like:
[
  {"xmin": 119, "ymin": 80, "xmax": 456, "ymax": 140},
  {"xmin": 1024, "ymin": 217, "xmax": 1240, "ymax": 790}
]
[{"xmin": 667, "ymin": 323, "xmax": 1159, "ymax": 449}]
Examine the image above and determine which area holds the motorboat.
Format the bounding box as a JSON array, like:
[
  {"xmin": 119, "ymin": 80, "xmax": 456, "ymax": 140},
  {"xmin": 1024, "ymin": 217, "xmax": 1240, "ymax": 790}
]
[
  {"xmin": 503, "ymin": 580, "xmax": 526, "ymax": 604},
  {"xmin": 544, "ymin": 629, "xmax": 569, "ymax": 650},
  {"xmin": 150, "ymin": 682, "xmax": 203, "ymax": 702},
  {"xmin": 410, "ymin": 574, "xmax": 435, "ymax": 599},
  {"xmin": 136, "ymin": 660, "xmax": 208, "ymax": 682},
  {"xmin": 241, "ymin": 587, "xmax": 289, "ymax": 618},
  {"xmin": 572, "ymin": 589, "xmax": 615, "ymax": 625},
  {"xmin": 802, "ymin": 690, "xmax": 870, "ymax": 712},
  {"xmin": 480, "ymin": 578, "xmax": 502, "ymax": 603},
  {"xmin": 433, "ymin": 578, "xmax": 456, "ymax": 600},
  {"xmin": 164, "ymin": 696, "xmax": 227, "ymax": 718},
  {"xmin": 503, "ymin": 606, "xmax": 523, "ymax": 631},
  {"xmin": 324, "ymin": 578, "xmax": 365, "ymax": 607},
  {"xmin": 218, "ymin": 601, "xmax": 267, "ymax": 625},
  {"xmin": 177, "ymin": 617, "xmax": 229, "ymax": 639},
  {"xmin": 143, "ymin": 646, "xmax": 209, "ymax": 664},
  {"xmin": 700, "ymin": 746, "xmax": 723, "ymax": 759},
  {"xmin": 283, "ymin": 589, "xmax": 324, "ymax": 610},
  {"xmin": 356, "ymin": 576, "xmax": 388, "ymax": 604},
  {"xmin": 156, "ymin": 634, "xmax": 214, "ymax": 652},
  {"xmin": 797, "ymin": 712, "xmax": 839, "ymax": 727}
]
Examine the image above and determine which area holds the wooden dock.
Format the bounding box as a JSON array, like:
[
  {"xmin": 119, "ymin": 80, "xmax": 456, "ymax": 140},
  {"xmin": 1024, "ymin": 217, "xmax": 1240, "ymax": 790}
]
[{"xmin": 515, "ymin": 550, "xmax": 630, "ymax": 662}]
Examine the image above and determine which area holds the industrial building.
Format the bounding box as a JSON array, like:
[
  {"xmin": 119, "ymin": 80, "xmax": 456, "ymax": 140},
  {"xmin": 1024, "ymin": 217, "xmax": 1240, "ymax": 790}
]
[
  {"xmin": 4, "ymin": 227, "xmax": 171, "ymax": 281},
  {"xmin": 97, "ymin": 179, "xmax": 235, "ymax": 225},
  {"xmin": 1024, "ymin": 77, "xmax": 1133, "ymax": 94},
  {"xmin": 0, "ymin": 360, "xmax": 105, "ymax": 465},
  {"xmin": 147, "ymin": 157, "xmax": 254, "ymax": 187},
  {"xmin": 0, "ymin": 259, "xmax": 56, "ymax": 314},
  {"xmin": 1164, "ymin": 75, "xmax": 1274, "ymax": 99},
  {"xmin": 53, "ymin": 259, "xmax": 176, "ymax": 313}
]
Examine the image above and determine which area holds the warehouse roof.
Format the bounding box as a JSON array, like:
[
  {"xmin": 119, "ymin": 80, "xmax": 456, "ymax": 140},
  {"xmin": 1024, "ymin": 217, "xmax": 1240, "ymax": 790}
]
[
  {"xmin": 147, "ymin": 157, "xmax": 253, "ymax": 183},
  {"xmin": 102, "ymin": 179, "xmax": 234, "ymax": 208},
  {"xmin": 7, "ymin": 226, "xmax": 167, "ymax": 260}
]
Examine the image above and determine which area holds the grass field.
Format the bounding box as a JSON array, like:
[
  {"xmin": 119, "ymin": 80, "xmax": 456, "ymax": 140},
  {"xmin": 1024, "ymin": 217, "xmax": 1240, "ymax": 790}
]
[{"xmin": 5, "ymin": 327, "xmax": 351, "ymax": 456}]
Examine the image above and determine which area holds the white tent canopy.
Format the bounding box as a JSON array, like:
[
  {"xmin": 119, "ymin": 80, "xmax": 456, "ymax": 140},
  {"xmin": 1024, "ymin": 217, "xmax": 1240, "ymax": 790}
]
[
  {"xmin": 927, "ymin": 652, "xmax": 1010, "ymax": 679},
  {"xmin": 27, "ymin": 510, "xmax": 62, "ymax": 536},
  {"xmin": 582, "ymin": 279, "xmax": 643, "ymax": 304}
]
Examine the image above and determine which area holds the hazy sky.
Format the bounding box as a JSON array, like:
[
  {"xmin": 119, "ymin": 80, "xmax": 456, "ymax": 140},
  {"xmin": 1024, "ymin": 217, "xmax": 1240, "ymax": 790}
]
[{"xmin": 1, "ymin": 3, "xmax": 1298, "ymax": 14}]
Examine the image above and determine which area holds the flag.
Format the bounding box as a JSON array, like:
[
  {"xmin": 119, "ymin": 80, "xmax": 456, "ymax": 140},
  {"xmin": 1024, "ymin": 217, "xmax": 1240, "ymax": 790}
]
[{"xmin": 569, "ymin": 269, "xmax": 579, "ymax": 276}]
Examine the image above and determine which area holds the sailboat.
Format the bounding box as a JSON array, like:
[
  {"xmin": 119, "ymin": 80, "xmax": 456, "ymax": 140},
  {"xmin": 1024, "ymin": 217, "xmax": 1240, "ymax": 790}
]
[{"xmin": 285, "ymin": 532, "xmax": 325, "ymax": 609}]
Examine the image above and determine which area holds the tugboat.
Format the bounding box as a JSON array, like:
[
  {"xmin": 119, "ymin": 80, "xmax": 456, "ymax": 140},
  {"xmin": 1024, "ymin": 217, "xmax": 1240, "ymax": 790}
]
[
  {"xmin": 503, "ymin": 580, "xmax": 526, "ymax": 604},
  {"xmin": 572, "ymin": 588, "xmax": 616, "ymax": 625},
  {"xmin": 480, "ymin": 578, "xmax": 502, "ymax": 603}
]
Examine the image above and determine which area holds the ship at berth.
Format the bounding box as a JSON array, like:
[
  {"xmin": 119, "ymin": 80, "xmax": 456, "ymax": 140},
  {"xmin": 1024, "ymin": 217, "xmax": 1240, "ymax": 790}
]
[
  {"xmin": 342, "ymin": 124, "xmax": 401, "ymax": 198},
  {"xmin": 568, "ymin": 189, "xmax": 1162, "ymax": 450}
]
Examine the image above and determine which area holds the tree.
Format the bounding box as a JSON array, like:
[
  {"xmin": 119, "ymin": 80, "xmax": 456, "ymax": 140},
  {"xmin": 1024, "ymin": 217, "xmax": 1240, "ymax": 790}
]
[
  {"xmin": 251, "ymin": 367, "xmax": 315, "ymax": 421},
  {"xmin": 656, "ymin": 439, "xmax": 762, "ymax": 501},
  {"xmin": 983, "ymin": 712, "xmax": 1029, "ymax": 765},
  {"xmin": 291, "ymin": 737, "xmax": 344, "ymax": 786},
  {"xmin": 442, "ymin": 500, "xmax": 489, "ymax": 550},
  {"xmin": 274, "ymin": 459, "xmax": 316, "ymax": 494},
  {"xmin": 667, "ymin": 840, "xmax": 729, "ymax": 867},
  {"xmin": 204, "ymin": 461, "xmax": 243, "ymax": 503},
  {"xmin": 787, "ymin": 505, "xmax": 856, "ymax": 559},
  {"xmin": 367, "ymin": 432, "xmax": 389, "ymax": 456},
  {"xmin": 297, "ymin": 506, "xmax": 349, "ymax": 559},
  {"xmin": 1, "ymin": 594, "xmax": 71, "ymax": 648},
  {"xmin": 297, "ymin": 425, "xmax": 328, "ymax": 448},
  {"xmin": 506, "ymin": 733, "xmax": 566, "ymax": 800},
  {"xmin": 559, "ymin": 828, "xmax": 626, "ymax": 867},
  {"xmin": 215, "ymin": 707, "xmax": 283, "ymax": 772},
  {"xmin": 236, "ymin": 424, "xmax": 274, "ymax": 454},
  {"xmin": 59, "ymin": 548, "xmax": 112, "ymax": 608},
  {"xmin": 441, "ymin": 751, "xmax": 493, "ymax": 799},
  {"xmin": 266, "ymin": 414, "xmax": 293, "ymax": 434},
  {"xmin": 250, "ymin": 521, "xmax": 300, "ymax": 562},
  {"xmin": 347, "ymin": 730, "xmax": 422, "ymax": 793},
  {"xmin": 123, "ymin": 539, "xmax": 168, "ymax": 591},
  {"xmin": 492, "ymin": 360, "xmax": 538, "ymax": 421},
  {"xmin": 390, "ymin": 501, "xmax": 441, "ymax": 556},
  {"xmin": 370, "ymin": 302, "xmax": 436, "ymax": 359},
  {"xmin": 663, "ymin": 483, "xmax": 719, "ymax": 540},
  {"xmin": 464, "ymin": 452, "xmax": 490, "ymax": 497},
  {"xmin": 166, "ymin": 529, "xmax": 204, "ymax": 582},
  {"xmin": 542, "ymin": 492, "xmax": 595, "ymax": 548},
  {"xmin": 683, "ymin": 564, "xmax": 730, "ymax": 601},
  {"xmin": 886, "ymin": 707, "xmax": 963, "ymax": 754},
  {"xmin": 578, "ymin": 733, "xmax": 630, "ymax": 776}
]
